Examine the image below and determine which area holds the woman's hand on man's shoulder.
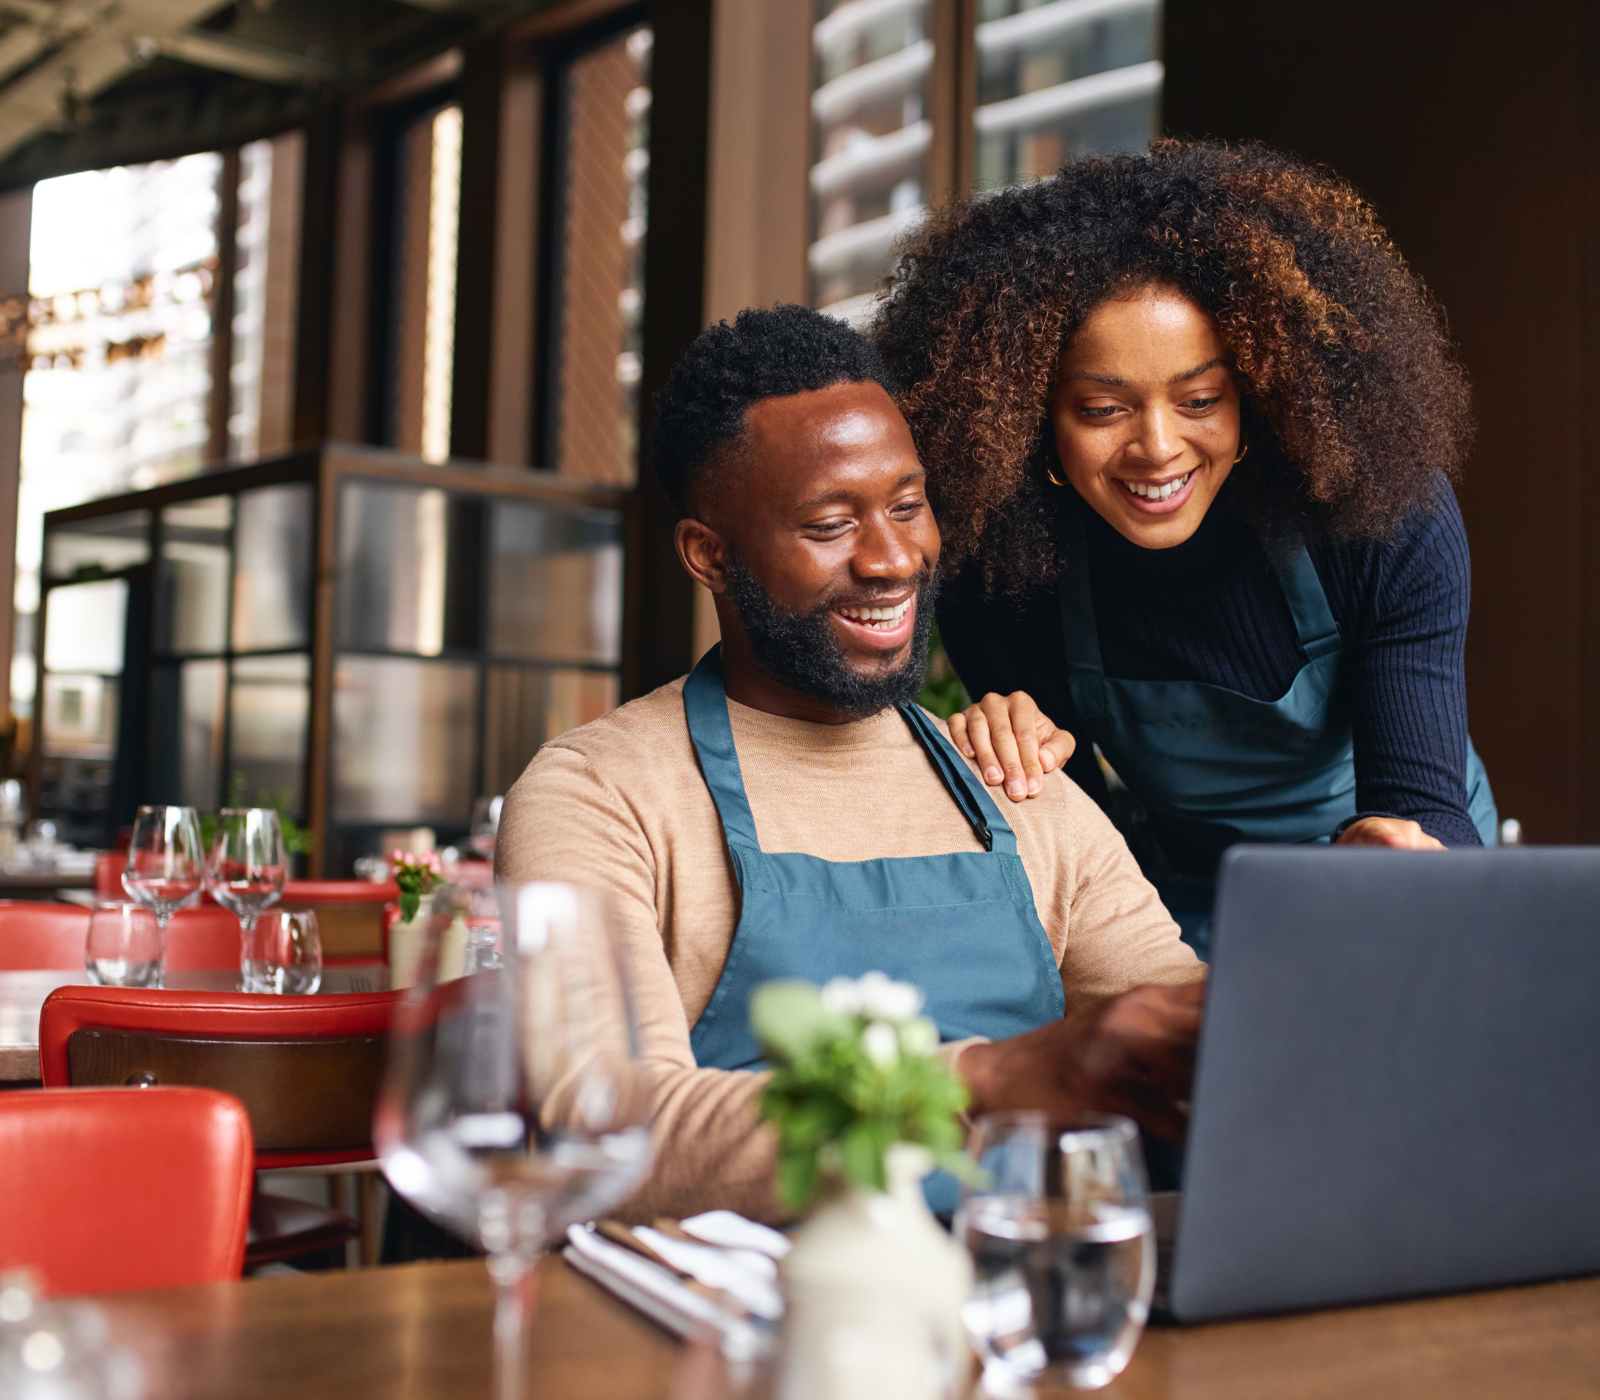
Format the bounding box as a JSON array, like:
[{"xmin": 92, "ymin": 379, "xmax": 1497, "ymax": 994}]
[{"xmin": 947, "ymin": 690, "xmax": 1076, "ymax": 802}]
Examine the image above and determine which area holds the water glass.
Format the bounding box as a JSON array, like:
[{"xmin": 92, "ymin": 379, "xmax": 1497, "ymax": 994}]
[
  {"xmin": 377, "ymin": 882, "xmax": 654, "ymax": 1400},
  {"xmin": 955, "ymin": 1112, "xmax": 1155, "ymax": 1392},
  {"xmin": 84, "ymin": 903, "xmax": 162, "ymax": 988},
  {"xmin": 122, "ymin": 806, "xmax": 204, "ymax": 982},
  {"xmin": 243, "ymin": 910, "xmax": 322, "ymax": 994},
  {"xmin": 206, "ymin": 809, "xmax": 288, "ymax": 986}
]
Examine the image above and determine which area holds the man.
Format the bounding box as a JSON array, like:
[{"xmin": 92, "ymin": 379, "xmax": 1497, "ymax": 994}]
[{"xmin": 497, "ymin": 305, "xmax": 1203, "ymax": 1223}]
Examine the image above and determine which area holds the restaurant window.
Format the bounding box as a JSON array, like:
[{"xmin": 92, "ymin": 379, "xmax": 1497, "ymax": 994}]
[
  {"xmin": 383, "ymin": 102, "xmax": 464, "ymax": 464},
  {"xmin": 538, "ymin": 18, "xmax": 652, "ymax": 485},
  {"xmin": 809, "ymin": 0, "xmax": 932, "ymax": 322},
  {"xmin": 808, "ymin": 0, "xmax": 1163, "ymax": 323},
  {"xmin": 974, "ymin": 0, "xmax": 1161, "ymax": 191},
  {"xmin": 17, "ymin": 143, "xmax": 303, "ymax": 721}
]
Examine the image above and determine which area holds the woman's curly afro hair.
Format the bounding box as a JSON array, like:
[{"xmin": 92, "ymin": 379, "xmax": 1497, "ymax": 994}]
[{"xmin": 873, "ymin": 139, "xmax": 1474, "ymax": 595}]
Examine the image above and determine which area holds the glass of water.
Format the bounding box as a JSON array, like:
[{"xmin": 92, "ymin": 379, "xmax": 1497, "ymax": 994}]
[
  {"xmin": 955, "ymin": 1111, "xmax": 1155, "ymax": 1392},
  {"xmin": 244, "ymin": 910, "xmax": 322, "ymax": 994},
  {"xmin": 84, "ymin": 902, "xmax": 162, "ymax": 988},
  {"xmin": 377, "ymin": 882, "xmax": 654, "ymax": 1400}
]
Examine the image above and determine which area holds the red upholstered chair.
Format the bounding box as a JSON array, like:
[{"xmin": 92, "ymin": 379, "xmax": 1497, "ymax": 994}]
[
  {"xmin": 0, "ymin": 901, "xmax": 242, "ymax": 973},
  {"xmin": 0, "ymin": 1085, "xmax": 253, "ymax": 1296},
  {"xmin": 39, "ymin": 985, "xmax": 403, "ymax": 1268},
  {"xmin": 0, "ymin": 902, "xmax": 94, "ymax": 970}
]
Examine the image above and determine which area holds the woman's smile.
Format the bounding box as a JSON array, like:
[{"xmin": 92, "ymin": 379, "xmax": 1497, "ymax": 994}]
[{"xmin": 1116, "ymin": 468, "xmax": 1198, "ymax": 513}]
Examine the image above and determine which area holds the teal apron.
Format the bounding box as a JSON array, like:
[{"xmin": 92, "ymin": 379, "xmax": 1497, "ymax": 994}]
[
  {"xmin": 684, "ymin": 647, "xmax": 1065, "ymax": 1209},
  {"xmin": 1058, "ymin": 503, "xmax": 1498, "ymax": 961}
]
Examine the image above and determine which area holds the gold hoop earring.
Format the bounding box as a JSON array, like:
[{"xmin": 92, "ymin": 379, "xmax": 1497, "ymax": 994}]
[
  {"xmin": 1233, "ymin": 432, "xmax": 1250, "ymax": 466},
  {"xmin": 1046, "ymin": 462, "xmax": 1069, "ymax": 487}
]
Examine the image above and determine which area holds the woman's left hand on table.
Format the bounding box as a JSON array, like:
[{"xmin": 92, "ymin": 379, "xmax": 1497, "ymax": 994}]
[
  {"xmin": 948, "ymin": 691, "xmax": 1077, "ymax": 801},
  {"xmin": 1336, "ymin": 817, "xmax": 1446, "ymax": 850}
]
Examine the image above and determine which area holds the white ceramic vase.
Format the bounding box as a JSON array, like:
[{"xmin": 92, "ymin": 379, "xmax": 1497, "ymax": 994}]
[{"xmin": 778, "ymin": 1143, "xmax": 972, "ymax": 1400}]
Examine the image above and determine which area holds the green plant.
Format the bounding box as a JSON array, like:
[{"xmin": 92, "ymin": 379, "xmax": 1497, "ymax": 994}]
[
  {"xmin": 752, "ymin": 973, "xmax": 977, "ymax": 1211},
  {"xmin": 391, "ymin": 849, "xmax": 445, "ymax": 923},
  {"xmin": 198, "ymin": 775, "xmax": 314, "ymax": 858}
]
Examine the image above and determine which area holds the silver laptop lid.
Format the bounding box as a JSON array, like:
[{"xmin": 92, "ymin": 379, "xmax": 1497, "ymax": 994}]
[{"xmin": 1170, "ymin": 846, "xmax": 1600, "ymax": 1323}]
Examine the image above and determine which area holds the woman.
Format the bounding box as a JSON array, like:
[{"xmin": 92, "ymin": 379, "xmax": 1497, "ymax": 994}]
[{"xmin": 876, "ymin": 141, "xmax": 1496, "ymax": 956}]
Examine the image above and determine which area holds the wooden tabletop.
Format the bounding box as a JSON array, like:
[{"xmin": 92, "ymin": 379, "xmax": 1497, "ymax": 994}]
[
  {"xmin": 88, "ymin": 1254, "xmax": 1600, "ymax": 1400},
  {"xmin": 0, "ymin": 965, "xmax": 390, "ymax": 1082}
]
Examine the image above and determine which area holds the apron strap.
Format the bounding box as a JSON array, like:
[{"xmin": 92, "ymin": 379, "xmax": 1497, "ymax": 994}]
[
  {"xmin": 1273, "ymin": 546, "xmax": 1342, "ymax": 662},
  {"xmin": 899, "ymin": 702, "xmax": 1019, "ymax": 857},
  {"xmin": 683, "ymin": 646, "xmax": 763, "ymax": 851}
]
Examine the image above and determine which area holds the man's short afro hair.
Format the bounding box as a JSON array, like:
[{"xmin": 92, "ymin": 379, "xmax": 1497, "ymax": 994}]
[{"xmin": 652, "ymin": 303, "xmax": 896, "ymax": 514}]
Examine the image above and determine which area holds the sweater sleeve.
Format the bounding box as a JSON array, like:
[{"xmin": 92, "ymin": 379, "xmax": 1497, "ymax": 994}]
[{"xmin": 1317, "ymin": 484, "xmax": 1483, "ymax": 846}]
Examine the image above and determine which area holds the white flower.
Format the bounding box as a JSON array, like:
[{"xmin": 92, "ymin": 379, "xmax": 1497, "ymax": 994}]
[
  {"xmin": 897, "ymin": 1016, "xmax": 939, "ymax": 1057},
  {"xmin": 819, "ymin": 976, "xmax": 863, "ymax": 1017},
  {"xmin": 855, "ymin": 970, "xmax": 924, "ymax": 1023},
  {"xmin": 861, "ymin": 1019, "xmax": 901, "ymax": 1069}
]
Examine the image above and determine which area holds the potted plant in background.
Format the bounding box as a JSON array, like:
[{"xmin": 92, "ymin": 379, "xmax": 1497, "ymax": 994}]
[{"xmin": 752, "ymin": 973, "xmax": 976, "ymax": 1400}]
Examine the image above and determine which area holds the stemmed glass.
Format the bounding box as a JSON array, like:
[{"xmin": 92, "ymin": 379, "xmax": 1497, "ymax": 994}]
[
  {"xmin": 377, "ymin": 882, "xmax": 655, "ymax": 1400},
  {"xmin": 469, "ymin": 795, "xmax": 504, "ymax": 858},
  {"xmin": 206, "ymin": 808, "xmax": 288, "ymax": 990},
  {"xmin": 122, "ymin": 806, "xmax": 205, "ymax": 986},
  {"xmin": 954, "ymin": 1112, "xmax": 1156, "ymax": 1392}
]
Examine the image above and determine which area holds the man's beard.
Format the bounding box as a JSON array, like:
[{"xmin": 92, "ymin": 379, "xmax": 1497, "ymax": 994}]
[{"xmin": 722, "ymin": 555, "xmax": 939, "ymax": 720}]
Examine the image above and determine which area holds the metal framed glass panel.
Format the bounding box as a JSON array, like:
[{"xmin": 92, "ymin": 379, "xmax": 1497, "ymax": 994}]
[
  {"xmin": 487, "ymin": 498, "xmax": 623, "ymax": 665},
  {"xmin": 43, "ymin": 510, "xmax": 151, "ymax": 582},
  {"xmin": 230, "ymin": 653, "xmax": 310, "ymax": 812},
  {"xmin": 337, "ymin": 481, "xmax": 450, "ymax": 656},
  {"xmin": 233, "ymin": 483, "xmax": 312, "ymax": 652},
  {"xmin": 157, "ymin": 496, "xmax": 231, "ymax": 655},
  {"xmin": 332, "ymin": 656, "xmax": 478, "ymax": 824}
]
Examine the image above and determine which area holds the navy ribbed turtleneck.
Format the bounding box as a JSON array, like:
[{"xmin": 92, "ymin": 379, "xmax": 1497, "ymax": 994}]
[{"xmin": 936, "ymin": 480, "xmax": 1482, "ymax": 847}]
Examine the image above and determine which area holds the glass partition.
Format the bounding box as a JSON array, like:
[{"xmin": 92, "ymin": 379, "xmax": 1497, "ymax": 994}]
[
  {"xmin": 233, "ymin": 484, "xmax": 312, "ymax": 651},
  {"xmin": 332, "ymin": 656, "xmax": 478, "ymax": 823},
  {"xmin": 337, "ymin": 481, "xmax": 450, "ymax": 655},
  {"xmin": 44, "ymin": 510, "xmax": 151, "ymax": 581},
  {"xmin": 157, "ymin": 496, "xmax": 231, "ymax": 654},
  {"xmin": 231, "ymin": 653, "xmax": 310, "ymax": 811},
  {"xmin": 488, "ymin": 498, "xmax": 623, "ymax": 664}
]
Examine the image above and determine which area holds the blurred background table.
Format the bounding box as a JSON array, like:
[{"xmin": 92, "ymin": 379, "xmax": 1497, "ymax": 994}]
[
  {"xmin": 89, "ymin": 1254, "xmax": 1600, "ymax": 1400},
  {"xmin": 0, "ymin": 965, "xmax": 389, "ymax": 1083}
]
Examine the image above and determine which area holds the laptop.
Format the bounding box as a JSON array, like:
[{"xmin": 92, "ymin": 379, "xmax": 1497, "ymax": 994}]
[{"xmin": 1164, "ymin": 845, "xmax": 1600, "ymax": 1323}]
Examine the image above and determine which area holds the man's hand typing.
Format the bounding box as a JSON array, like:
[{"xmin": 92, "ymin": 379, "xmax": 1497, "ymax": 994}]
[{"xmin": 957, "ymin": 981, "xmax": 1205, "ymax": 1145}]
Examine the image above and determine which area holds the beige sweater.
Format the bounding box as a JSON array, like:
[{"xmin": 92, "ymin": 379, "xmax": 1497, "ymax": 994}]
[{"xmin": 496, "ymin": 678, "xmax": 1201, "ymax": 1222}]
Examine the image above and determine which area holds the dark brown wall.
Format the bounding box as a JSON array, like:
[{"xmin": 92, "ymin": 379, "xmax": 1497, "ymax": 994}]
[{"xmin": 1164, "ymin": 0, "xmax": 1599, "ymax": 843}]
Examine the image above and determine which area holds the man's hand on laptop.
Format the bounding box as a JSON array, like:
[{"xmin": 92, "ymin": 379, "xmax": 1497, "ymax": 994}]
[{"xmin": 957, "ymin": 980, "xmax": 1205, "ymax": 1144}]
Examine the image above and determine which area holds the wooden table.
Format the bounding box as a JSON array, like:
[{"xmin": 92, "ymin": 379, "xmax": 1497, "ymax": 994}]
[
  {"xmin": 0, "ymin": 965, "xmax": 390, "ymax": 1082},
  {"xmin": 89, "ymin": 1254, "xmax": 1600, "ymax": 1400}
]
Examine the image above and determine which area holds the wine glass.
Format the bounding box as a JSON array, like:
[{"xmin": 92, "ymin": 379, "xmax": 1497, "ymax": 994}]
[
  {"xmin": 206, "ymin": 808, "xmax": 288, "ymax": 989},
  {"xmin": 376, "ymin": 882, "xmax": 655, "ymax": 1400},
  {"xmin": 244, "ymin": 910, "xmax": 322, "ymax": 994},
  {"xmin": 122, "ymin": 806, "xmax": 204, "ymax": 985},
  {"xmin": 469, "ymin": 796, "xmax": 504, "ymax": 858},
  {"xmin": 954, "ymin": 1112, "xmax": 1156, "ymax": 1392}
]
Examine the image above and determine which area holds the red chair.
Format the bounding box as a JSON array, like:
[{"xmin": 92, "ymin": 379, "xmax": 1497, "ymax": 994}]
[
  {"xmin": 40, "ymin": 985, "xmax": 404, "ymax": 1267},
  {"xmin": 0, "ymin": 901, "xmax": 241, "ymax": 973},
  {"xmin": 0, "ymin": 1085, "xmax": 253, "ymax": 1296}
]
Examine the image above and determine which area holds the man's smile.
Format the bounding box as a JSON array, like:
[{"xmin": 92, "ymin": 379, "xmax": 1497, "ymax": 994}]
[{"xmin": 831, "ymin": 594, "xmax": 916, "ymax": 651}]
